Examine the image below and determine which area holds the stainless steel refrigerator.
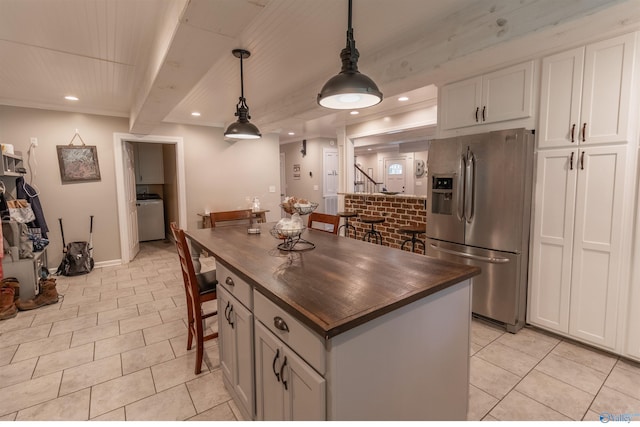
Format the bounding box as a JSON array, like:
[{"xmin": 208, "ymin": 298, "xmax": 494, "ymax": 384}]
[{"xmin": 426, "ymin": 128, "xmax": 534, "ymax": 332}]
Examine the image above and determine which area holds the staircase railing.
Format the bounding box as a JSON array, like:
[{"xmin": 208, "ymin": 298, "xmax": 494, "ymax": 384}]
[{"xmin": 354, "ymin": 164, "xmax": 383, "ymax": 193}]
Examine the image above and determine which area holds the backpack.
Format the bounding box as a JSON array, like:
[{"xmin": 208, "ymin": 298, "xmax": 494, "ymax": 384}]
[{"xmin": 57, "ymin": 241, "xmax": 94, "ymax": 276}]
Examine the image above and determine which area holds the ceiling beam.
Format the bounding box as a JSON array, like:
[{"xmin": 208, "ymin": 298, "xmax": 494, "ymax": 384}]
[{"xmin": 129, "ymin": 0, "xmax": 266, "ymax": 134}]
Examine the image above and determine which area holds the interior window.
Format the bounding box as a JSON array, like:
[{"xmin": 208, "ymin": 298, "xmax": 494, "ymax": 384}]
[{"xmin": 388, "ymin": 163, "xmax": 403, "ymax": 175}]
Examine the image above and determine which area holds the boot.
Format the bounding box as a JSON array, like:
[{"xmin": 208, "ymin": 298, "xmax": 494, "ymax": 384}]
[
  {"xmin": 0, "ymin": 287, "xmax": 17, "ymax": 320},
  {"xmin": 1, "ymin": 277, "xmax": 20, "ymax": 301},
  {"xmin": 16, "ymin": 278, "xmax": 59, "ymax": 311}
]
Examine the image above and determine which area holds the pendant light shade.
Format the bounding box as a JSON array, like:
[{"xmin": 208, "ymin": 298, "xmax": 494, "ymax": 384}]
[
  {"xmin": 224, "ymin": 49, "xmax": 261, "ymax": 140},
  {"xmin": 317, "ymin": 0, "xmax": 382, "ymax": 109}
]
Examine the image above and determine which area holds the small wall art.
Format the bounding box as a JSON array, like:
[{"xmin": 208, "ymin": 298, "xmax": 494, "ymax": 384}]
[{"xmin": 56, "ymin": 132, "xmax": 101, "ymax": 183}]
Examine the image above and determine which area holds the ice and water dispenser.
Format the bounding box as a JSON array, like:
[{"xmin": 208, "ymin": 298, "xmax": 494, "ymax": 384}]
[{"xmin": 431, "ymin": 176, "xmax": 453, "ymax": 215}]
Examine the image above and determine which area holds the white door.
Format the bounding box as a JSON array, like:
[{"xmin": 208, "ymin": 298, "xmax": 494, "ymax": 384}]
[
  {"xmin": 124, "ymin": 142, "xmax": 139, "ymax": 260},
  {"xmin": 280, "ymin": 152, "xmax": 286, "ymax": 198},
  {"xmin": 569, "ymin": 145, "xmax": 626, "ymax": 349},
  {"xmin": 528, "ymin": 148, "xmax": 577, "ymax": 333},
  {"xmin": 323, "ymin": 148, "xmax": 338, "ymax": 214},
  {"xmin": 384, "ymin": 157, "xmax": 406, "ymax": 193}
]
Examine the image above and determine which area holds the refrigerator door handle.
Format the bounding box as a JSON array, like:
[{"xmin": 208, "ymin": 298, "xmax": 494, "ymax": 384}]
[
  {"xmin": 429, "ymin": 244, "xmax": 510, "ymax": 264},
  {"xmin": 464, "ymin": 150, "xmax": 475, "ymax": 223},
  {"xmin": 457, "ymin": 154, "xmax": 466, "ymax": 221}
]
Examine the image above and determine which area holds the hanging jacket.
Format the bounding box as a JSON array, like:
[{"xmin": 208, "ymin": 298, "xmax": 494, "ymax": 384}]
[{"xmin": 16, "ymin": 176, "xmax": 49, "ymax": 238}]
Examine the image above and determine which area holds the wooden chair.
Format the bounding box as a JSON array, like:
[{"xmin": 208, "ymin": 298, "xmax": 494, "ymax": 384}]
[
  {"xmin": 209, "ymin": 209, "xmax": 253, "ymax": 228},
  {"xmin": 307, "ymin": 212, "xmax": 340, "ymax": 235},
  {"xmin": 169, "ymin": 222, "xmax": 218, "ymax": 375}
]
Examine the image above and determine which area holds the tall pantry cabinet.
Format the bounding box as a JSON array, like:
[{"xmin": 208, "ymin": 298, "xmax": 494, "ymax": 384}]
[{"xmin": 528, "ymin": 32, "xmax": 638, "ymax": 353}]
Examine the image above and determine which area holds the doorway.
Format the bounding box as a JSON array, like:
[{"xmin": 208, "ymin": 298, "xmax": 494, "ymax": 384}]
[{"xmin": 113, "ymin": 133, "xmax": 186, "ymax": 263}]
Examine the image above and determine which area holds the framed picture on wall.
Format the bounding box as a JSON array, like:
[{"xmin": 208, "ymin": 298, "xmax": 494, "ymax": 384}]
[{"xmin": 56, "ymin": 145, "xmax": 102, "ymax": 183}]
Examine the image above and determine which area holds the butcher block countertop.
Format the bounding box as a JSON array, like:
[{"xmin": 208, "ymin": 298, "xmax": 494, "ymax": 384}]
[{"xmin": 187, "ymin": 224, "xmax": 479, "ymax": 339}]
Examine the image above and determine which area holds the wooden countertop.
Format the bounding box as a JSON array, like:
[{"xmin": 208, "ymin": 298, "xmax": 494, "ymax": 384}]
[{"xmin": 187, "ymin": 224, "xmax": 479, "ymax": 339}]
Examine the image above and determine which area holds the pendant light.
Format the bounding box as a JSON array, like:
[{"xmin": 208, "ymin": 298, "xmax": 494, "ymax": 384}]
[
  {"xmin": 224, "ymin": 49, "xmax": 261, "ymax": 139},
  {"xmin": 317, "ymin": 0, "xmax": 383, "ymax": 109}
]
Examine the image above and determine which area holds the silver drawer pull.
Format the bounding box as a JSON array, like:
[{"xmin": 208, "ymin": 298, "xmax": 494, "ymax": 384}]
[
  {"xmin": 274, "ymin": 316, "xmax": 289, "ymax": 332},
  {"xmin": 225, "ymin": 277, "xmax": 234, "ymax": 286}
]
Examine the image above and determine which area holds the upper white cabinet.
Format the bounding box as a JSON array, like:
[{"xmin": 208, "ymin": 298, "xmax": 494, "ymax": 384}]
[
  {"xmin": 135, "ymin": 143, "xmax": 164, "ymax": 184},
  {"xmin": 538, "ymin": 33, "xmax": 636, "ymax": 148},
  {"xmin": 528, "ymin": 145, "xmax": 627, "ymax": 350},
  {"xmin": 439, "ymin": 61, "xmax": 534, "ymax": 130}
]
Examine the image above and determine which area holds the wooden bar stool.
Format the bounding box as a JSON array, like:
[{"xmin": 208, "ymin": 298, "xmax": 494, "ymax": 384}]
[
  {"xmin": 399, "ymin": 224, "xmax": 426, "ymax": 253},
  {"xmin": 361, "ymin": 216, "xmax": 385, "ymax": 245},
  {"xmin": 337, "ymin": 211, "xmax": 358, "ymax": 238}
]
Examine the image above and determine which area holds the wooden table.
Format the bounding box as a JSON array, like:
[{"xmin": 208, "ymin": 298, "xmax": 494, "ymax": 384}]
[
  {"xmin": 197, "ymin": 209, "xmax": 269, "ymax": 228},
  {"xmin": 186, "ymin": 224, "xmax": 479, "ymax": 420}
]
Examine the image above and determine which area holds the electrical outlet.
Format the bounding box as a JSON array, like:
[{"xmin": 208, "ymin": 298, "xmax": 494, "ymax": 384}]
[
  {"xmin": 30, "ymin": 137, "xmax": 38, "ymax": 147},
  {"xmin": 269, "ymin": 186, "xmax": 276, "ymax": 193}
]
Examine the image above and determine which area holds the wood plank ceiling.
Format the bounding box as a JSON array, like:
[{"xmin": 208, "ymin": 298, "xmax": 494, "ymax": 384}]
[{"xmin": 0, "ymin": 0, "xmax": 638, "ymax": 141}]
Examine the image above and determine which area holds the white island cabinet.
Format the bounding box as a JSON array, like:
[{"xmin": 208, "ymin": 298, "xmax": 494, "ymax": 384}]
[{"xmin": 187, "ymin": 225, "xmax": 479, "ymax": 421}]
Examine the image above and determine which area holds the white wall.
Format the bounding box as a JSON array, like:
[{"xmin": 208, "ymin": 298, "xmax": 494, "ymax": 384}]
[
  {"xmin": 0, "ymin": 105, "xmax": 281, "ymax": 267},
  {"xmin": 280, "ymin": 137, "xmax": 336, "ymax": 213}
]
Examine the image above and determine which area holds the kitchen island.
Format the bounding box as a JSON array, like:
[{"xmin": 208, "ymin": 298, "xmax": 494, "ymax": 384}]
[{"xmin": 187, "ymin": 224, "xmax": 479, "ymax": 421}]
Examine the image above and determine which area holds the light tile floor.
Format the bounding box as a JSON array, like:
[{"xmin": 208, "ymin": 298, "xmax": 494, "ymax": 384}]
[{"xmin": 0, "ymin": 240, "xmax": 639, "ymax": 421}]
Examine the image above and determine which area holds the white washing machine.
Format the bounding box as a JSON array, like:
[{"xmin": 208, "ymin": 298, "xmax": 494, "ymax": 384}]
[{"xmin": 137, "ymin": 199, "xmax": 165, "ymax": 241}]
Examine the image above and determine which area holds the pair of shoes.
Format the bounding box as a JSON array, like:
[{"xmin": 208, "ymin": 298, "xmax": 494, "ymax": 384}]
[
  {"xmin": 16, "ymin": 278, "xmax": 59, "ymax": 311},
  {"xmin": 0, "ymin": 287, "xmax": 17, "ymax": 321}
]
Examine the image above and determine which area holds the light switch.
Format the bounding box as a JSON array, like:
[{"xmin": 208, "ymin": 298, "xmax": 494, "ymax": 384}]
[
  {"xmin": 416, "ymin": 181, "xmax": 422, "ymax": 186},
  {"xmin": 269, "ymin": 186, "xmax": 276, "ymax": 193},
  {"xmin": 313, "ymin": 185, "xmax": 319, "ymax": 191}
]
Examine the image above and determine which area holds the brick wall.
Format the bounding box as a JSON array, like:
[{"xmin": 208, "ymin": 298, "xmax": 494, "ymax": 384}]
[{"xmin": 343, "ymin": 194, "xmax": 427, "ymax": 254}]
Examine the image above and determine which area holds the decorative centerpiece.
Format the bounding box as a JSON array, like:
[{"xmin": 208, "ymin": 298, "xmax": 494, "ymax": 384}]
[{"xmin": 273, "ymin": 197, "xmax": 318, "ymax": 251}]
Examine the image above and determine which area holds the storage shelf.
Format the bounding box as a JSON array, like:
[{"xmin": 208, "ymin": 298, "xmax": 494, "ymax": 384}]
[{"xmin": 1, "ymin": 152, "xmax": 24, "ymax": 176}]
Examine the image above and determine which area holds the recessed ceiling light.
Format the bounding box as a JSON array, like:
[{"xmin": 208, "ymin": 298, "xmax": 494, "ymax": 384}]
[
  {"xmin": 350, "ymin": 111, "xmax": 359, "ymax": 115},
  {"xmin": 64, "ymin": 96, "xmax": 79, "ymax": 101},
  {"xmin": 288, "ymin": 132, "xmax": 295, "ymax": 136},
  {"xmin": 191, "ymin": 112, "xmax": 201, "ymax": 116},
  {"xmin": 367, "ymin": 148, "xmax": 372, "ymax": 151},
  {"xmin": 398, "ymin": 96, "xmax": 409, "ymax": 101}
]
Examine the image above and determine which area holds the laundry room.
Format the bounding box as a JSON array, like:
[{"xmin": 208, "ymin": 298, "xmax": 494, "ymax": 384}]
[{"xmin": 131, "ymin": 141, "xmax": 178, "ymax": 242}]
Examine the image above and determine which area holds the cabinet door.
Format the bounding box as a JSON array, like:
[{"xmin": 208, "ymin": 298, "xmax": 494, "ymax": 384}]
[
  {"xmin": 254, "ymin": 322, "xmax": 325, "ymax": 421},
  {"xmin": 538, "ymin": 48, "xmax": 584, "ymax": 148},
  {"xmin": 481, "ymin": 60, "xmax": 534, "ymax": 124},
  {"xmin": 254, "ymin": 322, "xmax": 285, "ymax": 421},
  {"xmin": 136, "ymin": 143, "xmax": 165, "ymax": 184},
  {"xmin": 625, "ymin": 191, "xmax": 640, "ymax": 360},
  {"xmin": 569, "ymin": 145, "xmax": 626, "ymax": 349},
  {"xmin": 218, "ymin": 286, "xmax": 254, "ymax": 417},
  {"xmin": 580, "ymin": 33, "xmax": 636, "ymax": 145},
  {"xmin": 439, "ymin": 76, "xmax": 482, "ymax": 130},
  {"xmin": 528, "ymin": 149, "xmax": 577, "ymax": 333},
  {"xmin": 218, "ymin": 287, "xmax": 235, "ymax": 384},
  {"xmin": 232, "ymin": 298, "xmax": 254, "ymax": 417},
  {"xmin": 283, "ymin": 345, "xmax": 326, "ymax": 421}
]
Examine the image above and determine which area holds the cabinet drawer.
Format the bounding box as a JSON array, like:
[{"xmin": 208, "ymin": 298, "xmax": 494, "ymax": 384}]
[
  {"xmin": 254, "ymin": 291, "xmax": 325, "ymax": 375},
  {"xmin": 216, "ymin": 263, "xmax": 252, "ymax": 309}
]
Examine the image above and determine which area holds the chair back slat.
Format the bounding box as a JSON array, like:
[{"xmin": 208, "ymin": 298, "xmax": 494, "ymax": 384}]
[
  {"xmin": 210, "ymin": 209, "xmax": 252, "ymax": 228},
  {"xmin": 307, "ymin": 212, "xmax": 340, "ymax": 234}
]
